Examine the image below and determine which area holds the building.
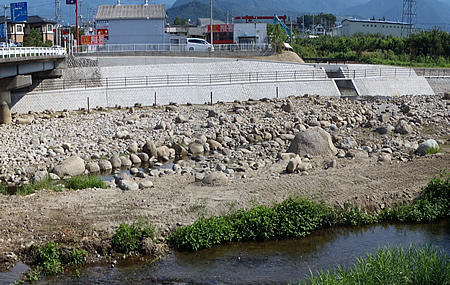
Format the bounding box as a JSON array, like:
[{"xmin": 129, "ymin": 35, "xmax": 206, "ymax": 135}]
[
  {"xmin": 333, "ymin": 18, "xmax": 414, "ymax": 37},
  {"xmin": 233, "ymin": 23, "xmax": 267, "ymax": 46},
  {"xmin": 0, "ymin": 15, "xmax": 55, "ymax": 45},
  {"xmin": 95, "ymin": 4, "xmax": 168, "ymax": 45}
]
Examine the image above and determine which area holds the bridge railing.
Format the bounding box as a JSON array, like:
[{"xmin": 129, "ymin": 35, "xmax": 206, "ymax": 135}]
[{"xmin": 0, "ymin": 47, "xmax": 66, "ymax": 58}]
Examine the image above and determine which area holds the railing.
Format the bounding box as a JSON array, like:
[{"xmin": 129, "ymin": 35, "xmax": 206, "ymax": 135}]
[
  {"xmin": 338, "ymin": 68, "xmax": 416, "ymax": 78},
  {"xmin": 73, "ymin": 43, "xmax": 272, "ymax": 54},
  {"xmin": 34, "ymin": 69, "xmax": 327, "ymax": 92},
  {"xmin": 0, "ymin": 47, "xmax": 66, "ymax": 59},
  {"xmin": 414, "ymin": 68, "xmax": 450, "ymax": 77}
]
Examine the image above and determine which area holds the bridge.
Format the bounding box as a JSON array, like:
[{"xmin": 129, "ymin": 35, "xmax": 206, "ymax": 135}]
[{"xmin": 0, "ymin": 47, "xmax": 66, "ymax": 124}]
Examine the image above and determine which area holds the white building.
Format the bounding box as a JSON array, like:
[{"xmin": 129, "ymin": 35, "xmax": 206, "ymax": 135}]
[
  {"xmin": 95, "ymin": 4, "xmax": 169, "ymax": 45},
  {"xmin": 233, "ymin": 23, "xmax": 267, "ymax": 46},
  {"xmin": 333, "ymin": 18, "xmax": 414, "ymax": 37}
]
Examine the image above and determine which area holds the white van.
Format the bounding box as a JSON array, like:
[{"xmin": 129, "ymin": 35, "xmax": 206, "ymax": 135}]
[{"xmin": 186, "ymin": 38, "xmax": 214, "ymax": 52}]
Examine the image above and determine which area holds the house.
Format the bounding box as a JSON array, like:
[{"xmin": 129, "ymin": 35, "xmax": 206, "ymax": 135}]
[
  {"xmin": 334, "ymin": 18, "xmax": 414, "ymax": 37},
  {"xmin": 0, "ymin": 15, "xmax": 55, "ymax": 45},
  {"xmin": 95, "ymin": 4, "xmax": 168, "ymax": 45}
]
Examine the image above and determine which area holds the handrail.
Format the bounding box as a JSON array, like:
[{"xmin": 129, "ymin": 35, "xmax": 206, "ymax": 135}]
[
  {"xmin": 32, "ymin": 67, "xmax": 422, "ymax": 93},
  {"xmin": 0, "ymin": 47, "xmax": 66, "ymax": 59}
]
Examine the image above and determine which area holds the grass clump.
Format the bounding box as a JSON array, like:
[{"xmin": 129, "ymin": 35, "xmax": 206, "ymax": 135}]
[
  {"xmin": 64, "ymin": 175, "xmax": 107, "ymax": 190},
  {"xmin": 170, "ymin": 197, "xmax": 377, "ymax": 252},
  {"xmin": 0, "ymin": 183, "xmax": 8, "ymax": 195},
  {"xmin": 170, "ymin": 171, "xmax": 449, "ymax": 252},
  {"xmin": 300, "ymin": 245, "xmax": 450, "ymax": 285},
  {"xmin": 16, "ymin": 176, "xmax": 63, "ymax": 196},
  {"xmin": 381, "ymin": 170, "xmax": 449, "ymax": 223},
  {"xmin": 112, "ymin": 219, "xmax": 156, "ymax": 254},
  {"xmin": 427, "ymin": 146, "xmax": 442, "ymax": 155},
  {"xmin": 37, "ymin": 241, "xmax": 87, "ymax": 276}
]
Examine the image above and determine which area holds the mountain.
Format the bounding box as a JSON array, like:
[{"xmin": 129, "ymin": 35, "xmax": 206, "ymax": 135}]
[
  {"xmin": 171, "ymin": 0, "xmax": 370, "ymax": 15},
  {"xmin": 166, "ymin": 1, "xmax": 228, "ymax": 24},
  {"xmin": 343, "ymin": 0, "xmax": 450, "ymax": 31}
]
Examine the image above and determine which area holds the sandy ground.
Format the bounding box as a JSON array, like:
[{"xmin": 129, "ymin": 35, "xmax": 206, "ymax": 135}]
[
  {"xmin": 0, "ymin": 147, "xmax": 448, "ymax": 270},
  {"xmin": 247, "ymin": 51, "xmax": 306, "ymax": 63}
]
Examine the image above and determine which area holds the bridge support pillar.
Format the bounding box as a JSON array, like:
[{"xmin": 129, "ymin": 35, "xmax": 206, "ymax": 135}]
[{"xmin": 0, "ymin": 91, "xmax": 12, "ymax": 125}]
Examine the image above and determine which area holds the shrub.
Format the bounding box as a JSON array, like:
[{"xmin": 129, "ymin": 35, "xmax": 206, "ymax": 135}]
[
  {"xmin": 112, "ymin": 220, "xmax": 156, "ymax": 254},
  {"xmin": 15, "ymin": 176, "xmax": 63, "ymax": 196},
  {"xmin": 38, "ymin": 242, "xmax": 63, "ymax": 275}
]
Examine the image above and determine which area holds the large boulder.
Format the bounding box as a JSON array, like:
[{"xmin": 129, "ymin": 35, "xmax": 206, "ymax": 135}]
[
  {"xmin": 287, "ymin": 127, "xmax": 337, "ymax": 157},
  {"xmin": 394, "ymin": 120, "xmax": 413, "ymax": 135},
  {"xmin": 202, "ymin": 171, "xmax": 228, "ymax": 185},
  {"xmin": 52, "ymin": 156, "xmax": 85, "ymax": 177},
  {"xmin": 416, "ymin": 139, "xmax": 439, "ymax": 156},
  {"xmin": 143, "ymin": 141, "xmax": 158, "ymax": 158}
]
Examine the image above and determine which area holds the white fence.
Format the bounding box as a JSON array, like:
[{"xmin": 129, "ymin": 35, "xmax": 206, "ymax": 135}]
[
  {"xmin": 0, "ymin": 47, "xmax": 66, "ymax": 59},
  {"xmin": 73, "ymin": 43, "xmax": 272, "ymax": 54}
]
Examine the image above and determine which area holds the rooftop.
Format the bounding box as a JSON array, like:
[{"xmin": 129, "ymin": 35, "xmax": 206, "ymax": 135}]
[
  {"xmin": 0, "ymin": 15, "xmax": 55, "ymax": 24},
  {"xmin": 95, "ymin": 4, "xmax": 166, "ymax": 21},
  {"xmin": 343, "ymin": 18, "xmax": 411, "ymax": 25}
]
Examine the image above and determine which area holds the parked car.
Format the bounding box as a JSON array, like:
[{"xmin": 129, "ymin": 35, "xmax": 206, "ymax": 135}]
[{"xmin": 186, "ymin": 38, "xmax": 214, "ymax": 52}]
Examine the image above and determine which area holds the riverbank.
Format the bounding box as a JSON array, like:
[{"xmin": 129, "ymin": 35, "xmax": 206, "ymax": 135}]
[{"xmin": 0, "ymin": 94, "xmax": 449, "ymax": 275}]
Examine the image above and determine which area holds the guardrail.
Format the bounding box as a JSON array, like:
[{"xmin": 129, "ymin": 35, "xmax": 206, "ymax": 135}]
[
  {"xmin": 32, "ymin": 67, "xmax": 419, "ymax": 93},
  {"xmin": 0, "ymin": 47, "xmax": 66, "ymax": 59},
  {"xmin": 73, "ymin": 43, "xmax": 272, "ymax": 54}
]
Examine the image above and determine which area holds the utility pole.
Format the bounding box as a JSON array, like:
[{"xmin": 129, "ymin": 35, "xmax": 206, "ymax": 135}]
[
  {"xmin": 210, "ymin": 0, "xmax": 213, "ymax": 46},
  {"xmin": 55, "ymin": 0, "xmax": 61, "ymax": 45},
  {"xmin": 76, "ymin": 0, "xmax": 79, "ymax": 50}
]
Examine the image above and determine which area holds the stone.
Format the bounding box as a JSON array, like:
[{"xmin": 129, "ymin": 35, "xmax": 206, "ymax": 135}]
[
  {"xmin": 98, "ymin": 160, "xmax": 112, "ymax": 171},
  {"xmin": 143, "ymin": 141, "xmax": 158, "ymax": 158},
  {"xmin": 394, "ymin": 120, "xmax": 413, "ymax": 135},
  {"xmin": 286, "ymin": 156, "xmax": 302, "ymax": 173},
  {"xmin": 137, "ymin": 152, "xmax": 150, "ymax": 163},
  {"xmin": 139, "ymin": 181, "xmax": 154, "ymax": 189},
  {"xmin": 282, "ymin": 100, "xmax": 295, "ymax": 113},
  {"xmin": 202, "ymin": 171, "xmax": 228, "ymax": 185},
  {"xmin": 416, "ymin": 139, "xmax": 439, "ymax": 156},
  {"xmin": 114, "ymin": 131, "xmax": 130, "ymax": 139},
  {"xmin": 119, "ymin": 180, "xmax": 139, "ymax": 191},
  {"xmin": 128, "ymin": 142, "xmax": 138, "ymax": 153},
  {"xmin": 443, "ymin": 92, "xmax": 450, "ymax": 100},
  {"xmin": 337, "ymin": 136, "xmax": 358, "ymax": 150},
  {"xmin": 130, "ymin": 153, "xmax": 141, "ymax": 164},
  {"xmin": 156, "ymin": 146, "xmax": 170, "ymax": 159},
  {"xmin": 207, "ymin": 139, "xmax": 222, "ymax": 150},
  {"xmin": 34, "ymin": 170, "xmax": 49, "ymax": 182},
  {"xmin": 175, "ymin": 114, "xmax": 188, "ymax": 123},
  {"xmin": 86, "ymin": 162, "xmax": 100, "ymax": 173},
  {"xmin": 52, "ymin": 156, "xmax": 85, "ymax": 177},
  {"xmin": 287, "ymin": 127, "xmax": 338, "ymax": 158},
  {"xmin": 16, "ymin": 117, "xmax": 33, "ymax": 125},
  {"xmin": 130, "ymin": 168, "xmax": 139, "ymax": 175},
  {"xmin": 173, "ymin": 143, "xmax": 189, "ymax": 157},
  {"xmin": 110, "ymin": 155, "xmax": 122, "ymax": 168},
  {"xmin": 120, "ymin": 156, "xmax": 132, "ymax": 167},
  {"xmin": 189, "ymin": 142, "xmax": 204, "ymax": 154}
]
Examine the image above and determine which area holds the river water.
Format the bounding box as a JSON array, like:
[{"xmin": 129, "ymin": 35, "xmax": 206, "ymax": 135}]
[{"xmin": 31, "ymin": 219, "xmax": 450, "ymax": 285}]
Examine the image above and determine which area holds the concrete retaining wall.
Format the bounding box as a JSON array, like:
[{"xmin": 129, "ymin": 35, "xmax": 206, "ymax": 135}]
[
  {"xmin": 354, "ymin": 77, "xmax": 435, "ymax": 97},
  {"xmin": 11, "ymin": 80, "xmax": 340, "ymax": 113},
  {"xmin": 426, "ymin": 77, "xmax": 450, "ymax": 94}
]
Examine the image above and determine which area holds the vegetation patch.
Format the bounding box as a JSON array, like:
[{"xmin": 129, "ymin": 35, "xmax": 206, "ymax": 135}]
[
  {"xmin": 16, "ymin": 176, "xmax": 63, "ymax": 196},
  {"xmin": 170, "ymin": 171, "xmax": 449, "ymax": 251},
  {"xmin": 300, "ymin": 245, "xmax": 450, "ymax": 285},
  {"xmin": 64, "ymin": 175, "xmax": 107, "ymax": 190},
  {"xmin": 426, "ymin": 146, "xmax": 442, "ymax": 155},
  {"xmin": 112, "ymin": 219, "xmax": 156, "ymax": 254},
  {"xmin": 37, "ymin": 241, "xmax": 88, "ymax": 276}
]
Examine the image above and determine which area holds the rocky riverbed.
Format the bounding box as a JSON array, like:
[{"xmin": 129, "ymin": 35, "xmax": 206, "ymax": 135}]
[{"xmin": 0, "ymin": 93, "xmax": 449, "ymax": 272}]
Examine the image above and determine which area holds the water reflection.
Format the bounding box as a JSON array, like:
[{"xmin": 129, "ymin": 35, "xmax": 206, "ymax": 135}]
[{"xmin": 38, "ymin": 219, "xmax": 449, "ymax": 284}]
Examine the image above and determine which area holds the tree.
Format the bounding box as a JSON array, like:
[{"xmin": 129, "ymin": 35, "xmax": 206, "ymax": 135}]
[
  {"xmin": 268, "ymin": 23, "xmax": 288, "ymax": 52},
  {"xmin": 24, "ymin": 29, "xmax": 44, "ymax": 47},
  {"xmin": 174, "ymin": 16, "xmax": 188, "ymax": 26}
]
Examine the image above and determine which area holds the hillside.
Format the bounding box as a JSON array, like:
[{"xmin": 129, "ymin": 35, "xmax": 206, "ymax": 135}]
[{"xmin": 166, "ymin": 1, "xmax": 228, "ymax": 24}]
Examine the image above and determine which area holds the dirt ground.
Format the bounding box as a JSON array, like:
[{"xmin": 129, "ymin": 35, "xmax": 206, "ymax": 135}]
[
  {"xmin": 247, "ymin": 51, "xmax": 306, "ymax": 63},
  {"xmin": 0, "ymin": 146, "xmax": 448, "ymax": 271}
]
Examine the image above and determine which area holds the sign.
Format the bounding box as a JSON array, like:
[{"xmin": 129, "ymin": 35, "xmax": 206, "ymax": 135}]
[
  {"xmin": 0, "ymin": 24, "xmax": 4, "ymax": 39},
  {"xmin": 66, "ymin": 0, "xmax": 76, "ymax": 4},
  {"xmin": 208, "ymin": 24, "xmax": 234, "ymax": 33},
  {"xmin": 97, "ymin": 29, "xmax": 109, "ymax": 40},
  {"xmin": 81, "ymin": 35, "xmax": 105, "ymax": 45},
  {"xmin": 10, "ymin": 2, "xmax": 28, "ymax": 22}
]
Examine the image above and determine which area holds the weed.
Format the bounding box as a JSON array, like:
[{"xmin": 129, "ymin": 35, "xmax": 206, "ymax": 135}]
[
  {"xmin": 15, "ymin": 176, "xmax": 63, "ymax": 196},
  {"xmin": 61, "ymin": 248, "xmax": 88, "ymax": 266},
  {"xmin": 0, "ymin": 183, "xmax": 8, "ymax": 195},
  {"xmin": 36, "ymin": 242, "xmax": 88, "ymax": 277},
  {"xmin": 427, "ymin": 146, "xmax": 441, "ymax": 155},
  {"xmin": 112, "ymin": 219, "xmax": 156, "ymax": 254},
  {"xmin": 301, "ymin": 245, "xmax": 450, "ymax": 285},
  {"xmin": 64, "ymin": 175, "xmax": 107, "ymax": 190}
]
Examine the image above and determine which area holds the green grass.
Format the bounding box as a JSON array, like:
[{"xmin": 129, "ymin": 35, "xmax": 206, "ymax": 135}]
[
  {"xmin": 170, "ymin": 170, "xmax": 449, "ymax": 252},
  {"xmin": 300, "ymin": 245, "xmax": 450, "ymax": 285},
  {"xmin": 64, "ymin": 175, "xmax": 107, "ymax": 190},
  {"xmin": 36, "ymin": 241, "xmax": 88, "ymax": 276},
  {"xmin": 15, "ymin": 176, "xmax": 63, "ymax": 196},
  {"xmin": 427, "ymin": 146, "xmax": 442, "ymax": 155},
  {"xmin": 112, "ymin": 218, "xmax": 156, "ymax": 254},
  {"xmin": 0, "ymin": 183, "xmax": 8, "ymax": 195}
]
